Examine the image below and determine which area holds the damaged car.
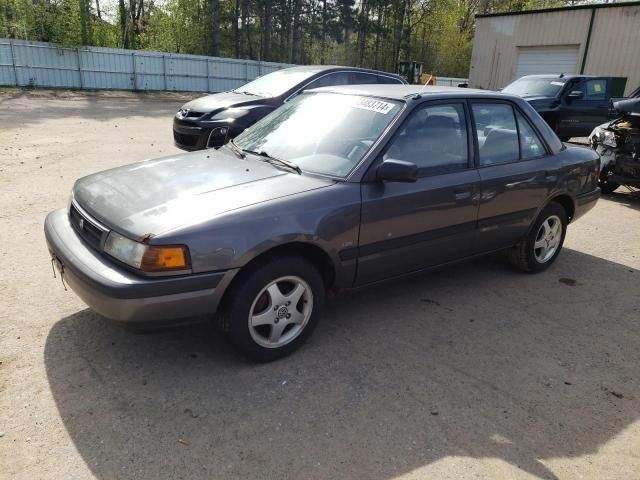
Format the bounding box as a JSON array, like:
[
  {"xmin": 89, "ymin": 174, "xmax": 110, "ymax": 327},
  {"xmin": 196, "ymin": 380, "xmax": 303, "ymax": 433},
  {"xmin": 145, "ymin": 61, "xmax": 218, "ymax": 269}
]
[{"xmin": 590, "ymin": 93, "xmax": 640, "ymax": 193}]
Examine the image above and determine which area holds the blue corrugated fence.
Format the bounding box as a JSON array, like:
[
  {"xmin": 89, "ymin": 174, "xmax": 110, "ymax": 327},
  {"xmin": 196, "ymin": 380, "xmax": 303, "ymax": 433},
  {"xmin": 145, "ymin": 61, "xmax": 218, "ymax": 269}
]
[{"xmin": 0, "ymin": 39, "xmax": 294, "ymax": 92}]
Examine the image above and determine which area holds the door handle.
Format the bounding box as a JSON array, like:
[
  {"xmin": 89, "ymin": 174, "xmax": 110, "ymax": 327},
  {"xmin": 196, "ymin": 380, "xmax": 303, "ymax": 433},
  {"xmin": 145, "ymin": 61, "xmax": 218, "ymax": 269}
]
[{"xmin": 454, "ymin": 190, "xmax": 472, "ymax": 201}]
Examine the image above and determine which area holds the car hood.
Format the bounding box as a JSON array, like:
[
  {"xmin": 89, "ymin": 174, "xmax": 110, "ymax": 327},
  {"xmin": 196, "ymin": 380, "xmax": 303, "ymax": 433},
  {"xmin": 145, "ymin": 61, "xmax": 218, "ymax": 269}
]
[
  {"xmin": 73, "ymin": 148, "xmax": 333, "ymax": 239},
  {"xmin": 181, "ymin": 91, "xmax": 266, "ymax": 114}
]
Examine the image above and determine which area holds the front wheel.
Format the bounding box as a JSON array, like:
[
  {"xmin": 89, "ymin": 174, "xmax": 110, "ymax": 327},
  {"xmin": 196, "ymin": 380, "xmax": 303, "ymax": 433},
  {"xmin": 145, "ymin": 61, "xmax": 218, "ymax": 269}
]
[
  {"xmin": 221, "ymin": 256, "xmax": 325, "ymax": 362},
  {"xmin": 508, "ymin": 202, "xmax": 567, "ymax": 273}
]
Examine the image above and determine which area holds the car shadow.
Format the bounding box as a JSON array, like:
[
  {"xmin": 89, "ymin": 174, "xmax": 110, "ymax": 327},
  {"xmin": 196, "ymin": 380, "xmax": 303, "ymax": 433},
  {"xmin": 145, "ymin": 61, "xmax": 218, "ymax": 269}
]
[
  {"xmin": 603, "ymin": 188, "xmax": 640, "ymax": 212},
  {"xmin": 0, "ymin": 90, "xmax": 198, "ymax": 127},
  {"xmin": 44, "ymin": 249, "xmax": 640, "ymax": 480}
]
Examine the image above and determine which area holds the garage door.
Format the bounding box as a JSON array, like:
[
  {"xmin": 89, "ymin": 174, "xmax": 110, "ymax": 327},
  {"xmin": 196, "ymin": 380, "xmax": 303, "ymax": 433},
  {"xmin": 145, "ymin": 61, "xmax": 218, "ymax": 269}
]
[{"xmin": 515, "ymin": 46, "xmax": 580, "ymax": 79}]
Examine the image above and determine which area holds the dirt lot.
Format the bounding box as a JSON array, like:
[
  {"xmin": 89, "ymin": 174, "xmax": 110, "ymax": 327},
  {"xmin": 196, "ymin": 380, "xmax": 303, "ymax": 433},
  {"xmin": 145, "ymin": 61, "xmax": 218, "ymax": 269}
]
[{"xmin": 1, "ymin": 90, "xmax": 639, "ymax": 480}]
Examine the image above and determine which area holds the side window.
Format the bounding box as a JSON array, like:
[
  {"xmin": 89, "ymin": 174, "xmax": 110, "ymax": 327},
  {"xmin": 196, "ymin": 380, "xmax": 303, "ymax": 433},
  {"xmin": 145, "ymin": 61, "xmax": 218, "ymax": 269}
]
[
  {"xmin": 515, "ymin": 110, "xmax": 546, "ymax": 160},
  {"xmin": 472, "ymin": 103, "xmax": 519, "ymax": 166},
  {"xmin": 376, "ymin": 74, "xmax": 404, "ymax": 85},
  {"xmin": 350, "ymin": 72, "xmax": 378, "ymax": 85},
  {"xmin": 384, "ymin": 103, "xmax": 469, "ymax": 175},
  {"xmin": 575, "ymin": 79, "xmax": 608, "ymax": 100},
  {"xmin": 305, "ymin": 72, "xmax": 351, "ymax": 90}
]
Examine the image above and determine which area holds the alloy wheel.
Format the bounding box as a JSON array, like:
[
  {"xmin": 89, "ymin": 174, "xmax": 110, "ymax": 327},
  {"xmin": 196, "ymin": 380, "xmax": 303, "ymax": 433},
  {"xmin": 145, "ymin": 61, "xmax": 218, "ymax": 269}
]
[
  {"xmin": 534, "ymin": 215, "xmax": 562, "ymax": 263},
  {"xmin": 248, "ymin": 276, "xmax": 314, "ymax": 348}
]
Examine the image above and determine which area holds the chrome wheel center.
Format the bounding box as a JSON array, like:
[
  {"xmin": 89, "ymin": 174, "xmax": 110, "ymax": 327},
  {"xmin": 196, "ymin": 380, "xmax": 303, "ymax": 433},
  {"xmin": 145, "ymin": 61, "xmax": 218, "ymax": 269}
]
[{"xmin": 248, "ymin": 276, "xmax": 313, "ymax": 348}]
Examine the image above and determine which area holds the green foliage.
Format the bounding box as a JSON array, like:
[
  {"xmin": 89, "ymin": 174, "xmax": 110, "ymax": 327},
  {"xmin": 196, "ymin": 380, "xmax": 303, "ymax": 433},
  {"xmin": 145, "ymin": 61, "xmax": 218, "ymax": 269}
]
[{"xmin": 0, "ymin": 0, "xmax": 593, "ymax": 77}]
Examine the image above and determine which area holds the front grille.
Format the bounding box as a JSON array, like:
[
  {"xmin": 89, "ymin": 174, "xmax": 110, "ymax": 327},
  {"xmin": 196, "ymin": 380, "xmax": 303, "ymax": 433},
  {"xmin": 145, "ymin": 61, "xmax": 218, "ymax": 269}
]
[
  {"xmin": 69, "ymin": 204, "xmax": 108, "ymax": 250},
  {"xmin": 173, "ymin": 131, "xmax": 199, "ymax": 147},
  {"xmin": 186, "ymin": 110, "xmax": 204, "ymax": 118}
]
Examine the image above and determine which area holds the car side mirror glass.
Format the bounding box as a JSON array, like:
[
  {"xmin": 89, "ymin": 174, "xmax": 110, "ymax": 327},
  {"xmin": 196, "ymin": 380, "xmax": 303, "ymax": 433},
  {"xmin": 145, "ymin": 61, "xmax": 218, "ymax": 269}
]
[
  {"xmin": 377, "ymin": 159, "xmax": 418, "ymax": 183},
  {"xmin": 567, "ymin": 90, "xmax": 584, "ymax": 100}
]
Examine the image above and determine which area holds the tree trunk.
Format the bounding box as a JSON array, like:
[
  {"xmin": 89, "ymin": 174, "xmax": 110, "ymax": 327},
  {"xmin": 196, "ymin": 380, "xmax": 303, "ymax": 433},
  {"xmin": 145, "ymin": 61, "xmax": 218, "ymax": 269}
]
[
  {"xmin": 261, "ymin": 1, "xmax": 272, "ymax": 61},
  {"xmin": 356, "ymin": 0, "xmax": 369, "ymax": 66},
  {"xmin": 291, "ymin": 0, "xmax": 302, "ymax": 63},
  {"xmin": 320, "ymin": 0, "xmax": 327, "ymax": 64},
  {"xmin": 234, "ymin": 0, "xmax": 240, "ymax": 57},
  {"xmin": 240, "ymin": 0, "xmax": 249, "ymax": 58},
  {"xmin": 95, "ymin": 0, "xmax": 101, "ymax": 18},
  {"xmin": 210, "ymin": 0, "xmax": 220, "ymax": 56}
]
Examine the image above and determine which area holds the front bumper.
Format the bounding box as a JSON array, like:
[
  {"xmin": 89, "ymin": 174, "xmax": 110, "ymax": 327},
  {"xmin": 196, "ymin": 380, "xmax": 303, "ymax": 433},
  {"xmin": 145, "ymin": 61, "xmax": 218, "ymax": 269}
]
[
  {"xmin": 173, "ymin": 118, "xmax": 210, "ymax": 151},
  {"xmin": 44, "ymin": 208, "xmax": 232, "ymax": 326}
]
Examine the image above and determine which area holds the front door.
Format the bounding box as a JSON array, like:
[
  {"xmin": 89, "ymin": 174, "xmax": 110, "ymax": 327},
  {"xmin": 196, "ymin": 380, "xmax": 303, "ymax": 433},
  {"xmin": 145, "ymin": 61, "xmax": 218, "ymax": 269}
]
[
  {"xmin": 356, "ymin": 101, "xmax": 481, "ymax": 285},
  {"xmin": 558, "ymin": 77, "xmax": 611, "ymax": 137}
]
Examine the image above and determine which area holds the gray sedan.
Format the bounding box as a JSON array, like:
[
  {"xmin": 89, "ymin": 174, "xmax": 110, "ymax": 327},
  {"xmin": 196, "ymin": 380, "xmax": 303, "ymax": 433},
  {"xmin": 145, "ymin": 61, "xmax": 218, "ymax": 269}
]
[{"xmin": 45, "ymin": 85, "xmax": 600, "ymax": 361}]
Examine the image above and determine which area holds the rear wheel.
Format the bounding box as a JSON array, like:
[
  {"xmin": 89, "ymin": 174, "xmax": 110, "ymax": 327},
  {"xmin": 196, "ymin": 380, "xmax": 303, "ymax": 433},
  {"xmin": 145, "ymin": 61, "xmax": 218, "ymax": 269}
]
[
  {"xmin": 221, "ymin": 256, "xmax": 325, "ymax": 362},
  {"xmin": 508, "ymin": 202, "xmax": 567, "ymax": 273}
]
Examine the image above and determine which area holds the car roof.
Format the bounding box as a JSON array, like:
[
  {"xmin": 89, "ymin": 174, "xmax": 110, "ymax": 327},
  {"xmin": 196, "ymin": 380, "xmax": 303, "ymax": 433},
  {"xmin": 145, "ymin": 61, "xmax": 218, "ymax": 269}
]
[
  {"xmin": 282, "ymin": 64, "xmax": 403, "ymax": 78},
  {"xmin": 517, "ymin": 74, "xmax": 592, "ymax": 80},
  {"xmin": 309, "ymin": 84, "xmax": 501, "ymax": 101}
]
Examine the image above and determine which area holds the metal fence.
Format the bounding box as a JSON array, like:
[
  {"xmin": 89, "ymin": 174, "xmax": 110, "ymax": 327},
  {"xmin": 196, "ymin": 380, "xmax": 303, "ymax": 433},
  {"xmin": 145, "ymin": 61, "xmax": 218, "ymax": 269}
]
[
  {"xmin": 434, "ymin": 76, "xmax": 468, "ymax": 87},
  {"xmin": 0, "ymin": 39, "xmax": 294, "ymax": 92}
]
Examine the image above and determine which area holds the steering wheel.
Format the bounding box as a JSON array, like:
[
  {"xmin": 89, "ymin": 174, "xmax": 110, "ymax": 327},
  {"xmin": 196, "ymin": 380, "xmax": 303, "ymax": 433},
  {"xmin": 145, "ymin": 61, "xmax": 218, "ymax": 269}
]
[{"xmin": 347, "ymin": 140, "xmax": 374, "ymax": 162}]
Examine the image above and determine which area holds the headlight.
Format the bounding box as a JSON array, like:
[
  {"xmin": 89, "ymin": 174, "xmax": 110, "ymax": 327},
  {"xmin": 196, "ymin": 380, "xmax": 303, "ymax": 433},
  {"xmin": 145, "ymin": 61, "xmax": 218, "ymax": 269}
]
[
  {"xmin": 208, "ymin": 108, "xmax": 250, "ymax": 122},
  {"xmin": 593, "ymin": 127, "xmax": 617, "ymax": 148},
  {"xmin": 103, "ymin": 232, "xmax": 190, "ymax": 273}
]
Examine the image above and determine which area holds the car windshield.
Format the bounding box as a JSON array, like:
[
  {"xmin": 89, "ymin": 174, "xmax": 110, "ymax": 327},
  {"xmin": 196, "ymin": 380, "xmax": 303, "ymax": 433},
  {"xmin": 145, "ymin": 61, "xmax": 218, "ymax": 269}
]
[
  {"xmin": 233, "ymin": 92, "xmax": 403, "ymax": 177},
  {"xmin": 503, "ymin": 77, "xmax": 566, "ymax": 97},
  {"xmin": 234, "ymin": 69, "xmax": 317, "ymax": 97}
]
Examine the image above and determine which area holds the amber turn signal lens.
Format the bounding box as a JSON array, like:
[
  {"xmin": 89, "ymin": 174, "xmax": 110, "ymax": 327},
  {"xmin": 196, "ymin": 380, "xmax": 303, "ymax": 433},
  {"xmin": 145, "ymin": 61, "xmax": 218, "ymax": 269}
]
[{"xmin": 140, "ymin": 245, "xmax": 189, "ymax": 272}]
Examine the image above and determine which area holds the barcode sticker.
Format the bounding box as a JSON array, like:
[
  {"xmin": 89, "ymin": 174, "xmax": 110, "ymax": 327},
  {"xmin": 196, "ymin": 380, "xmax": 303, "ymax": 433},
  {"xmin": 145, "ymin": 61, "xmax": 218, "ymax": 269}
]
[{"xmin": 353, "ymin": 98, "xmax": 395, "ymax": 114}]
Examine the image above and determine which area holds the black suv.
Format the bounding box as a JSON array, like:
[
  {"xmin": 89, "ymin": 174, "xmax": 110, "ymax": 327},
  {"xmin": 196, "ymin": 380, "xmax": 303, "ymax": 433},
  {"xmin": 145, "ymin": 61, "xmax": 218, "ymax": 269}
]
[
  {"xmin": 173, "ymin": 65, "xmax": 406, "ymax": 151},
  {"xmin": 503, "ymin": 74, "xmax": 628, "ymax": 141}
]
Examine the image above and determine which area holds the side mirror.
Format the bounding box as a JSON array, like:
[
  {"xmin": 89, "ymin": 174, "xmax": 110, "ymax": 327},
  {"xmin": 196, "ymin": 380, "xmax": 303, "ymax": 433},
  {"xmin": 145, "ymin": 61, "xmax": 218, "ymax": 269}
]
[
  {"xmin": 567, "ymin": 90, "xmax": 584, "ymax": 100},
  {"xmin": 377, "ymin": 159, "xmax": 418, "ymax": 183}
]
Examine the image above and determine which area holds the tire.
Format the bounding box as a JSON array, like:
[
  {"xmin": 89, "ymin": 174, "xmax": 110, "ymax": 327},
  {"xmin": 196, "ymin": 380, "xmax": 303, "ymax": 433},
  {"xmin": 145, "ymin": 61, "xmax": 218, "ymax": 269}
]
[
  {"xmin": 221, "ymin": 256, "xmax": 325, "ymax": 362},
  {"xmin": 508, "ymin": 202, "xmax": 567, "ymax": 273}
]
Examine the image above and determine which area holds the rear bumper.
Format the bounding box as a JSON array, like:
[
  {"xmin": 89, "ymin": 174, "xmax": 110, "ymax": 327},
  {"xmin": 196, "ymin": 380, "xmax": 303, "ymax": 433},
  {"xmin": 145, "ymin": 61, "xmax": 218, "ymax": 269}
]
[
  {"xmin": 573, "ymin": 187, "xmax": 601, "ymax": 222},
  {"xmin": 44, "ymin": 208, "xmax": 235, "ymax": 326}
]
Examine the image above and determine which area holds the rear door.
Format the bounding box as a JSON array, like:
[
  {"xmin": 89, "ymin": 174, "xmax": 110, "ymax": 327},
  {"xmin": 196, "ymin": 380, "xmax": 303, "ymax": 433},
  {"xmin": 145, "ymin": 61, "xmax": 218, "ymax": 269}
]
[
  {"xmin": 471, "ymin": 101, "xmax": 558, "ymax": 252},
  {"xmin": 356, "ymin": 100, "xmax": 481, "ymax": 284}
]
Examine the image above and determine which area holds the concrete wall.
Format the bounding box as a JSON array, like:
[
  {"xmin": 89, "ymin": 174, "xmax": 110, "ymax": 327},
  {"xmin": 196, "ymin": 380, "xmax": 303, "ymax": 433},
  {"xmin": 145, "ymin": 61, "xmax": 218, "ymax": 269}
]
[{"xmin": 469, "ymin": 4, "xmax": 640, "ymax": 95}]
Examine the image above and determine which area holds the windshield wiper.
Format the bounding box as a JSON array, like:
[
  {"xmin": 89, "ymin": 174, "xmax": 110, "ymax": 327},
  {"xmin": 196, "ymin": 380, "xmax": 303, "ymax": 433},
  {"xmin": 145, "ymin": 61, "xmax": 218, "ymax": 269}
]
[
  {"xmin": 227, "ymin": 138, "xmax": 246, "ymax": 159},
  {"xmin": 243, "ymin": 149, "xmax": 302, "ymax": 175}
]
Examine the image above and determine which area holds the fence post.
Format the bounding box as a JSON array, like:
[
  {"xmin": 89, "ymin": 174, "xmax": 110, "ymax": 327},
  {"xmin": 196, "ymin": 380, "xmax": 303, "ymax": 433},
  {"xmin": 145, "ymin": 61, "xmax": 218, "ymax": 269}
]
[
  {"xmin": 76, "ymin": 48, "xmax": 83, "ymax": 89},
  {"xmin": 245, "ymin": 60, "xmax": 249, "ymax": 82},
  {"xmin": 132, "ymin": 52, "xmax": 137, "ymax": 90},
  {"xmin": 206, "ymin": 57, "xmax": 211, "ymax": 93},
  {"xmin": 9, "ymin": 40, "xmax": 18, "ymax": 86},
  {"xmin": 162, "ymin": 54, "xmax": 167, "ymax": 91}
]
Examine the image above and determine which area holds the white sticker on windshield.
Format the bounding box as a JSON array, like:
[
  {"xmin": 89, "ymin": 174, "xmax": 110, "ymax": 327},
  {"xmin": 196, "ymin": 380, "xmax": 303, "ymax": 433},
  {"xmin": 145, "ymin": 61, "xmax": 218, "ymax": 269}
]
[
  {"xmin": 353, "ymin": 98, "xmax": 395, "ymax": 114},
  {"xmin": 550, "ymin": 81, "xmax": 565, "ymax": 86}
]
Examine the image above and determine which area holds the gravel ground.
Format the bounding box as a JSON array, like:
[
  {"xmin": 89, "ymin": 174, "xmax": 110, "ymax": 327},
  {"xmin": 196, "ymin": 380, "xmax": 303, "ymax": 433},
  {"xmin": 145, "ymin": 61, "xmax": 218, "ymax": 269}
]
[{"xmin": 1, "ymin": 90, "xmax": 640, "ymax": 480}]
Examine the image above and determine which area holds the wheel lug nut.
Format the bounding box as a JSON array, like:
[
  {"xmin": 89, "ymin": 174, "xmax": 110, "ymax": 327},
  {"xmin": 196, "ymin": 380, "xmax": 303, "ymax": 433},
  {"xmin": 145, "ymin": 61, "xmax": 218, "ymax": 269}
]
[
  {"xmin": 286, "ymin": 314, "xmax": 291, "ymax": 319},
  {"xmin": 274, "ymin": 318, "xmax": 279, "ymax": 324},
  {"xmin": 286, "ymin": 301, "xmax": 291, "ymax": 306}
]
